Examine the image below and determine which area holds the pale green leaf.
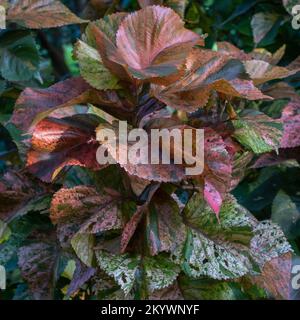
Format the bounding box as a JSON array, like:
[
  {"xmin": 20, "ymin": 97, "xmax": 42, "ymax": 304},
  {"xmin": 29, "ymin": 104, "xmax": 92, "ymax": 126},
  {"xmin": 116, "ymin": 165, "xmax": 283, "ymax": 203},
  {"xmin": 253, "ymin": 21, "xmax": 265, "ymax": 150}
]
[
  {"xmin": 74, "ymin": 40, "xmax": 119, "ymax": 90},
  {"xmin": 71, "ymin": 233, "xmax": 95, "ymax": 267}
]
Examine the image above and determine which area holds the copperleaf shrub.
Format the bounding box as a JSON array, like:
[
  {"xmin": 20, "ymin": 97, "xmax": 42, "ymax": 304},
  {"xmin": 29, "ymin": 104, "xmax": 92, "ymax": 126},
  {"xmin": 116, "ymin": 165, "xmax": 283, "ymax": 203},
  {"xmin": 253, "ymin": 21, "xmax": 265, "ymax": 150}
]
[{"xmin": 0, "ymin": 1, "xmax": 300, "ymax": 300}]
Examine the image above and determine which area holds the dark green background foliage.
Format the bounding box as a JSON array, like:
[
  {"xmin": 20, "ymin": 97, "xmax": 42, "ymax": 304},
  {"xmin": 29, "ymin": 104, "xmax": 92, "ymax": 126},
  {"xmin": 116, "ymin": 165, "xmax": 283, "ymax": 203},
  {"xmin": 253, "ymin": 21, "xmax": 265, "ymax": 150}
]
[{"xmin": 0, "ymin": 0, "xmax": 299, "ymax": 300}]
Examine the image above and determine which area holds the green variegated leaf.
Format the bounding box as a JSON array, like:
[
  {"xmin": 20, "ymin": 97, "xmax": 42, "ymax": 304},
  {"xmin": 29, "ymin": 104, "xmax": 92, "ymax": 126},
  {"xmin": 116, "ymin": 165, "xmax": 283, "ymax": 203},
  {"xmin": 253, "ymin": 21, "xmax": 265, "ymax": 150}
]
[
  {"xmin": 232, "ymin": 111, "xmax": 283, "ymax": 154},
  {"xmin": 180, "ymin": 193, "xmax": 292, "ymax": 281},
  {"xmin": 74, "ymin": 40, "xmax": 120, "ymax": 90},
  {"xmin": 95, "ymin": 251, "xmax": 180, "ymax": 296},
  {"xmin": 250, "ymin": 221, "xmax": 292, "ymax": 267},
  {"xmin": 179, "ymin": 275, "xmax": 247, "ymax": 300},
  {"xmin": 181, "ymin": 228, "xmax": 251, "ymax": 280},
  {"xmin": 183, "ymin": 193, "xmax": 255, "ymax": 245}
]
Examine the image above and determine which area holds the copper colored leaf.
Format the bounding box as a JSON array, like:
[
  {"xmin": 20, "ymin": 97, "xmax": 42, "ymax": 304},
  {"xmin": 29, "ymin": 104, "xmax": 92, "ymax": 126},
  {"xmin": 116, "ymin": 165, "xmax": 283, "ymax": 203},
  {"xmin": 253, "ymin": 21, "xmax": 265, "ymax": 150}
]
[
  {"xmin": 251, "ymin": 252, "xmax": 292, "ymax": 299},
  {"xmin": 244, "ymin": 59, "xmax": 299, "ymax": 85},
  {"xmin": 152, "ymin": 48, "xmax": 270, "ymax": 112},
  {"xmin": 50, "ymin": 186, "xmax": 121, "ymax": 231},
  {"xmin": 280, "ymin": 100, "xmax": 300, "ymax": 149},
  {"xmin": 25, "ymin": 104, "xmax": 111, "ymax": 182},
  {"xmin": 0, "ymin": 170, "xmax": 50, "ymax": 222},
  {"xmin": 96, "ymin": 123, "xmax": 187, "ymax": 182},
  {"xmin": 11, "ymin": 77, "xmax": 91, "ymax": 133},
  {"xmin": 50, "ymin": 186, "xmax": 122, "ymax": 250},
  {"xmin": 27, "ymin": 111, "xmax": 102, "ymax": 182},
  {"xmin": 7, "ymin": 0, "xmax": 87, "ymax": 29},
  {"xmin": 250, "ymin": 45, "xmax": 286, "ymax": 65},
  {"xmin": 114, "ymin": 6, "xmax": 203, "ymax": 80},
  {"xmin": 217, "ymin": 41, "xmax": 250, "ymax": 60}
]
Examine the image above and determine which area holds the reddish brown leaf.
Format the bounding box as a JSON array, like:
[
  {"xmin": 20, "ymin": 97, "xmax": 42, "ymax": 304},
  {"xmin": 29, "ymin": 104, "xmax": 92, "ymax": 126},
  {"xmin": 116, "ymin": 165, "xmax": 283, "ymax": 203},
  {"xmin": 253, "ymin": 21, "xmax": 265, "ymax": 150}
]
[
  {"xmin": 114, "ymin": 6, "xmax": 203, "ymax": 80},
  {"xmin": 202, "ymin": 128, "xmax": 233, "ymax": 214},
  {"xmin": 51, "ymin": 186, "xmax": 122, "ymax": 249},
  {"xmin": 11, "ymin": 77, "xmax": 91, "ymax": 133},
  {"xmin": 26, "ymin": 105, "xmax": 107, "ymax": 182},
  {"xmin": 251, "ymin": 252, "xmax": 292, "ymax": 300},
  {"xmin": 0, "ymin": 170, "xmax": 50, "ymax": 222},
  {"xmin": 120, "ymin": 205, "xmax": 146, "ymax": 253},
  {"xmin": 281, "ymin": 100, "xmax": 300, "ymax": 149},
  {"xmin": 217, "ymin": 41, "xmax": 250, "ymax": 60},
  {"xmin": 152, "ymin": 48, "xmax": 270, "ymax": 112},
  {"xmin": 7, "ymin": 0, "xmax": 86, "ymax": 29}
]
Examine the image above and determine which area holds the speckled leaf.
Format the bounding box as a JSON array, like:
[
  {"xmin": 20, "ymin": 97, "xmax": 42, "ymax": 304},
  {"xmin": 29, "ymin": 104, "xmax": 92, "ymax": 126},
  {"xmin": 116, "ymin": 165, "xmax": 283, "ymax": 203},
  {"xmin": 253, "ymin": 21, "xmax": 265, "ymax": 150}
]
[
  {"xmin": 183, "ymin": 194, "xmax": 255, "ymax": 245},
  {"xmin": 181, "ymin": 228, "xmax": 251, "ymax": 280},
  {"xmin": 0, "ymin": 170, "xmax": 51, "ymax": 223},
  {"xmin": 114, "ymin": 6, "xmax": 203, "ymax": 80},
  {"xmin": 95, "ymin": 251, "xmax": 180, "ymax": 296},
  {"xmin": 50, "ymin": 185, "xmax": 122, "ymax": 251},
  {"xmin": 233, "ymin": 110, "xmax": 283, "ymax": 154},
  {"xmin": 18, "ymin": 241, "xmax": 59, "ymax": 300},
  {"xmin": 280, "ymin": 100, "xmax": 300, "ymax": 148},
  {"xmin": 7, "ymin": 0, "xmax": 87, "ymax": 29},
  {"xmin": 250, "ymin": 221, "xmax": 292, "ymax": 267},
  {"xmin": 74, "ymin": 40, "xmax": 120, "ymax": 90}
]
